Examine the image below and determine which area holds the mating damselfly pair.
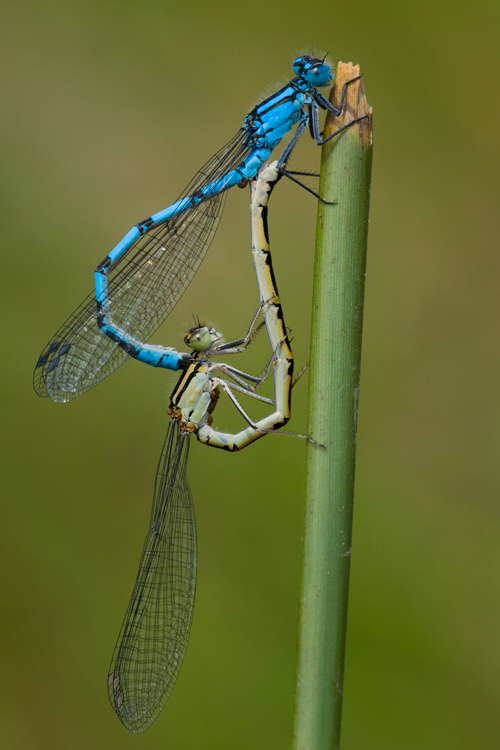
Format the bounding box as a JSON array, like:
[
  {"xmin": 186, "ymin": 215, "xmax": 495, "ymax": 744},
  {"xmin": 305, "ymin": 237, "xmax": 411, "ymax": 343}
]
[{"xmin": 34, "ymin": 55, "xmax": 364, "ymax": 733}]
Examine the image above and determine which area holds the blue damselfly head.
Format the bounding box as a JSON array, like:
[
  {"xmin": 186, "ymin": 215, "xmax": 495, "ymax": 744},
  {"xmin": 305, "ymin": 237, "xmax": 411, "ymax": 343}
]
[{"xmin": 292, "ymin": 55, "xmax": 332, "ymax": 87}]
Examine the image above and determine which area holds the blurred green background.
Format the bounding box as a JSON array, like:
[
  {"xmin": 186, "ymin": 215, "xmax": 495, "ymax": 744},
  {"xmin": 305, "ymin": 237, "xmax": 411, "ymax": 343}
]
[{"xmin": 1, "ymin": 0, "xmax": 499, "ymax": 748}]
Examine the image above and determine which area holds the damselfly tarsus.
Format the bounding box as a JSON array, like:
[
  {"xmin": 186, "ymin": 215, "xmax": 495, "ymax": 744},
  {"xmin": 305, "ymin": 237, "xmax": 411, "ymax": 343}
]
[
  {"xmin": 107, "ymin": 162, "xmax": 311, "ymax": 733},
  {"xmin": 33, "ymin": 56, "xmax": 365, "ymax": 403}
]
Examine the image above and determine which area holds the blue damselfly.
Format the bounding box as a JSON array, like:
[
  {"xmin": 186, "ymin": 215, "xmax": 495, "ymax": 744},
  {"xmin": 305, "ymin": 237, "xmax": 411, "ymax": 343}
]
[{"xmin": 34, "ymin": 56, "xmax": 364, "ymax": 403}]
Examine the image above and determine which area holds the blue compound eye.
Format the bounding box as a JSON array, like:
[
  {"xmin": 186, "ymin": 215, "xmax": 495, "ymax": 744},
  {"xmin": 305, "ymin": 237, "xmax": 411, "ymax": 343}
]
[
  {"xmin": 306, "ymin": 63, "xmax": 332, "ymax": 87},
  {"xmin": 292, "ymin": 57, "xmax": 303, "ymax": 75}
]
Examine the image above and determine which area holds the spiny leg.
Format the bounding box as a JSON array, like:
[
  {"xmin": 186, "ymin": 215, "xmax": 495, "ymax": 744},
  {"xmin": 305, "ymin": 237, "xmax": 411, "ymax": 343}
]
[
  {"xmin": 214, "ymin": 379, "xmax": 275, "ymax": 406},
  {"xmin": 214, "ymin": 302, "xmax": 269, "ymax": 355},
  {"xmin": 214, "ymin": 378, "xmax": 316, "ymax": 444},
  {"xmin": 212, "ymin": 329, "xmax": 291, "ymax": 394},
  {"xmin": 292, "ymin": 362, "xmax": 309, "ymax": 388},
  {"xmin": 308, "ymin": 99, "xmax": 369, "ymax": 146}
]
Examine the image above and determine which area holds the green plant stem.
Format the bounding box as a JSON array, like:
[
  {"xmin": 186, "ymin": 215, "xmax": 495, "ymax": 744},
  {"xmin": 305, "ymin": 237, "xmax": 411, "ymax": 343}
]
[{"xmin": 292, "ymin": 63, "xmax": 373, "ymax": 750}]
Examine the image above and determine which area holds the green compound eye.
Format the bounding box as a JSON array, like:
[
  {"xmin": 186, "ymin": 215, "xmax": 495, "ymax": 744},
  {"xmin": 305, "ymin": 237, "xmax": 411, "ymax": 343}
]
[{"xmin": 185, "ymin": 327, "xmax": 212, "ymax": 351}]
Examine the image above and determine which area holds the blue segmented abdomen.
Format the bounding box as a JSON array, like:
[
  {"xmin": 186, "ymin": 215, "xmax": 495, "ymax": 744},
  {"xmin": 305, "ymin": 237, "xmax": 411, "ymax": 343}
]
[
  {"xmin": 134, "ymin": 346, "xmax": 185, "ymax": 369},
  {"xmin": 146, "ymin": 169, "xmax": 248, "ymax": 226},
  {"xmin": 149, "ymin": 196, "xmax": 192, "ymax": 224},
  {"xmin": 108, "ymin": 226, "xmax": 142, "ymax": 263},
  {"xmin": 97, "ymin": 311, "xmax": 186, "ymax": 370},
  {"xmin": 101, "ymin": 94, "xmax": 308, "ymax": 265},
  {"xmin": 148, "ymin": 151, "xmax": 275, "ymax": 222}
]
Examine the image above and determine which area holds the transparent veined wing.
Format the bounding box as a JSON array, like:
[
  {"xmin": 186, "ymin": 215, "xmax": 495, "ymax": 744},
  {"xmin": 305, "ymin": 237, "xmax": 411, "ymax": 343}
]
[
  {"xmin": 108, "ymin": 420, "xmax": 196, "ymax": 733},
  {"xmin": 34, "ymin": 129, "xmax": 252, "ymax": 402}
]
